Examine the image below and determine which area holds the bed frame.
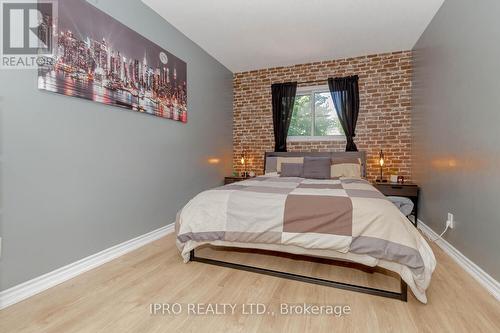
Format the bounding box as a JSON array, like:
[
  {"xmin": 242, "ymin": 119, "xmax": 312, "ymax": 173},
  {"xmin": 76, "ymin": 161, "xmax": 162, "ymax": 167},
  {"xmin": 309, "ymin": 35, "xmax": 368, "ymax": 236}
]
[
  {"xmin": 190, "ymin": 151, "xmax": 408, "ymax": 302},
  {"xmin": 190, "ymin": 249, "xmax": 407, "ymax": 301},
  {"xmin": 264, "ymin": 151, "xmax": 367, "ymax": 178}
]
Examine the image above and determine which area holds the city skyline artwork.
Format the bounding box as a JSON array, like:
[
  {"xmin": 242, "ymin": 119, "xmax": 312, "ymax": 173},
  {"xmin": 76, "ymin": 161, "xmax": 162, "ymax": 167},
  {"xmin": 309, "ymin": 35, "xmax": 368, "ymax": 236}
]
[{"xmin": 38, "ymin": 0, "xmax": 188, "ymax": 123}]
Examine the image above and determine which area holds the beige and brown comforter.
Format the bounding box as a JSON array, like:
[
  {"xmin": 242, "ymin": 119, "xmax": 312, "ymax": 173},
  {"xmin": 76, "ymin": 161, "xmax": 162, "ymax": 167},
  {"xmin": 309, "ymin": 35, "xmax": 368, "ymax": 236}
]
[{"xmin": 176, "ymin": 176, "xmax": 436, "ymax": 303}]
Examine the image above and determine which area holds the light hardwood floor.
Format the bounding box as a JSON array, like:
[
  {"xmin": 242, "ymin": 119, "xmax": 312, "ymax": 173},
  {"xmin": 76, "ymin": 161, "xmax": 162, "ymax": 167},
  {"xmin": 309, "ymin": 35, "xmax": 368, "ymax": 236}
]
[{"xmin": 1, "ymin": 233, "xmax": 499, "ymax": 333}]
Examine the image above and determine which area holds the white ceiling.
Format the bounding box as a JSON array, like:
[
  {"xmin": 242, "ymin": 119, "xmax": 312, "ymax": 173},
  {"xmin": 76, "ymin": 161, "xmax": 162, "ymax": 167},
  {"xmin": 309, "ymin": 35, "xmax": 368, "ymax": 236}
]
[{"xmin": 143, "ymin": 0, "xmax": 444, "ymax": 72}]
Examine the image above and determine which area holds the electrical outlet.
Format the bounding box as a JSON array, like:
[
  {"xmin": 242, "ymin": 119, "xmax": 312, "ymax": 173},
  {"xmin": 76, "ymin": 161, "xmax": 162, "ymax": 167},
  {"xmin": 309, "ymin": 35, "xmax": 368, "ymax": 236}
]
[{"xmin": 447, "ymin": 213, "xmax": 455, "ymax": 229}]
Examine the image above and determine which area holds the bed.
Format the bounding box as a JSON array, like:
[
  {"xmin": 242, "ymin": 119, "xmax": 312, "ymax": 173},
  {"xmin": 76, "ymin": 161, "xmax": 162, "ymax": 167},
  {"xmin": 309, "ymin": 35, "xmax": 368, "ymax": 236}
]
[{"xmin": 176, "ymin": 151, "xmax": 436, "ymax": 303}]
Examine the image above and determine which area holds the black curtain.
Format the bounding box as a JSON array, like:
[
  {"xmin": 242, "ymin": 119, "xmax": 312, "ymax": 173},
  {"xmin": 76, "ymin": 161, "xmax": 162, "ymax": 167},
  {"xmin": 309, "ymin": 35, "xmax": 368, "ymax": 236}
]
[
  {"xmin": 271, "ymin": 82, "xmax": 297, "ymax": 152},
  {"xmin": 328, "ymin": 75, "xmax": 360, "ymax": 152}
]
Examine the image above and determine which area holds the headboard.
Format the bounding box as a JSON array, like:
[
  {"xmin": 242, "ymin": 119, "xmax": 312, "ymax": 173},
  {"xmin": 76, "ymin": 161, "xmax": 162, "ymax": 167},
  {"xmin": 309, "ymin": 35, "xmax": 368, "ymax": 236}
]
[{"xmin": 264, "ymin": 151, "xmax": 367, "ymax": 178}]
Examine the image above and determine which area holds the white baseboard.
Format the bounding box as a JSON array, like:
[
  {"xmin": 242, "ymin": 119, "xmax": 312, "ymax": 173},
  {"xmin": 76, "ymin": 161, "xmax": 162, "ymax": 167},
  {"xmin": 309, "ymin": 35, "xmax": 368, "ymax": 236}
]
[
  {"xmin": 417, "ymin": 220, "xmax": 500, "ymax": 301},
  {"xmin": 0, "ymin": 224, "xmax": 174, "ymax": 310}
]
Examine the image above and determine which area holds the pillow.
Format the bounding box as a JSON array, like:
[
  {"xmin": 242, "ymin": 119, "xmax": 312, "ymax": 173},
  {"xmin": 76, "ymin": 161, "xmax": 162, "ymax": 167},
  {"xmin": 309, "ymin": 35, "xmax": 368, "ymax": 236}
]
[
  {"xmin": 276, "ymin": 157, "xmax": 304, "ymax": 173},
  {"xmin": 265, "ymin": 156, "xmax": 278, "ymax": 173},
  {"xmin": 280, "ymin": 163, "xmax": 303, "ymax": 177},
  {"xmin": 331, "ymin": 163, "xmax": 362, "ymax": 178},
  {"xmin": 331, "ymin": 156, "xmax": 362, "ymax": 178},
  {"xmin": 302, "ymin": 157, "xmax": 331, "ymax": 179}
]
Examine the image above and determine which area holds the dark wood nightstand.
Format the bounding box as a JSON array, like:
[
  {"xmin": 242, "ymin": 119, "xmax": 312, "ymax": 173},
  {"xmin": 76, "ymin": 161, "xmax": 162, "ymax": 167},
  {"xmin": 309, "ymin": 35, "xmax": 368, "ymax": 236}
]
[
  {"xmin": 224, "ymin": 176, "xmax": 250, "ymax": 185},
  {"xmin": 372, "ymin": 182, "xmax": 420, "ymax": 227}
]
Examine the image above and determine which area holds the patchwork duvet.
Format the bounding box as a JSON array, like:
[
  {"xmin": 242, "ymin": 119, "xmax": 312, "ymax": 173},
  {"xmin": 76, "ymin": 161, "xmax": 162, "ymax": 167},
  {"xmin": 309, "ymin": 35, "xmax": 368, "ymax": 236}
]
[{"xmin": 176, "ymin": 176, "xmax": 436, "ymax": 303}]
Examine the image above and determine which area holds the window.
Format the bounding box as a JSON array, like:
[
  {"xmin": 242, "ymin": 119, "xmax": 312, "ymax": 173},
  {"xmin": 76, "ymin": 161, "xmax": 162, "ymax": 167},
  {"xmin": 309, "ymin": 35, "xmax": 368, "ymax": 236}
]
[{"xmin": 288, "ymin": 86, "xmax": 344, "ymax": 141}]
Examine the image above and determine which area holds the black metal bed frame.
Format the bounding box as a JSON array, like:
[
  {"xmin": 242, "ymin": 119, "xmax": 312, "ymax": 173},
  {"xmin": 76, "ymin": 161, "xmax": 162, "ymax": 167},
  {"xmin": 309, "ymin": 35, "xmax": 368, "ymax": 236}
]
[{"xmin": 190, "ymin": 249, "xmax": 407, "ymax": 302}]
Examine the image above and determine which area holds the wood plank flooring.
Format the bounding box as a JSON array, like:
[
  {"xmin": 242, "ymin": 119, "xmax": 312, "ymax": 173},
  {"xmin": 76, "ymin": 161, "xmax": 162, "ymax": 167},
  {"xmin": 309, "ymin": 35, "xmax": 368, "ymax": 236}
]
[{"xmin": 1, "ymin": 233, "xmax": 499, "ymax": 333}]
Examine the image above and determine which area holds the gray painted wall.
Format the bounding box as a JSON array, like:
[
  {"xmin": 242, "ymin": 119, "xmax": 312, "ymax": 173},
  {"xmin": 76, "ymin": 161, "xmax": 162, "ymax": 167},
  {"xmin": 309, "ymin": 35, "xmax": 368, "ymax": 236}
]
[
  {"xmin": 412, "ymin": 0, "xmax": 500, "ymax": 279},
  {"xmin": 0, "ymin": 0, "xmax": 233, "ymax": 290}
]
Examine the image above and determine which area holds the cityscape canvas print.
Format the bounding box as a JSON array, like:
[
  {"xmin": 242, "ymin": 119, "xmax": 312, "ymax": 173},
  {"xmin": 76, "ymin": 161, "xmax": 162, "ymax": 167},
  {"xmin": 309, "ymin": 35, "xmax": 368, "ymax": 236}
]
[{"xmin": 38, "ymin": 0, "xmax": 187, "ymax": 122}]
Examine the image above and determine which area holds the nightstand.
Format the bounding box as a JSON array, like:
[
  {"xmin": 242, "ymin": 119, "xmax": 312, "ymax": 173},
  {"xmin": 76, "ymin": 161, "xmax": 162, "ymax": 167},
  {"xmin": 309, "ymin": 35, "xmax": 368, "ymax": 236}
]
[
  {"xmin": 224, "ymin": 176, "xmax": 250, "ymax": 185},
  {"xmin": 372, "ymin": 182, "xmax": 419, "ymax": 227}
]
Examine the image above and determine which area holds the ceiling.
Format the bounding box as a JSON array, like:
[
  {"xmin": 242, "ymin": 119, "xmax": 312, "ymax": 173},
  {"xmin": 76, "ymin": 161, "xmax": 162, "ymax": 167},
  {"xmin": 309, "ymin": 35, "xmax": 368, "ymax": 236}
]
[{"xmin": 143, "ymin": 0, "xmax": 444, "ymax": 72}]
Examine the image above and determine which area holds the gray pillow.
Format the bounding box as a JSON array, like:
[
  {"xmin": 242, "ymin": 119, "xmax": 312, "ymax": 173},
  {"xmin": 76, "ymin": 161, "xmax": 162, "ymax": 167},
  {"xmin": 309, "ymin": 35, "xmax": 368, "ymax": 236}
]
[
  {"xmin": 280, "ymin": 163, "xmax": 303, "ymax": 177},
  {"xmin": 265, "ymin": 156, "xmax": 278, "ymax": 173},
  {"xmin": 302, "ymin": 157, "xmax": 331, "ymax": 179}
]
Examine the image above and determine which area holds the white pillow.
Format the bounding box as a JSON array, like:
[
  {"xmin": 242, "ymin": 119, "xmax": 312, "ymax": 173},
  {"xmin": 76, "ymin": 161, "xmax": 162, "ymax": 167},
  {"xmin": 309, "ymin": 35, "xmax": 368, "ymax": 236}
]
[{"xmin": 331, "ymin": 163, "xmax": 361, "ymax": 178}]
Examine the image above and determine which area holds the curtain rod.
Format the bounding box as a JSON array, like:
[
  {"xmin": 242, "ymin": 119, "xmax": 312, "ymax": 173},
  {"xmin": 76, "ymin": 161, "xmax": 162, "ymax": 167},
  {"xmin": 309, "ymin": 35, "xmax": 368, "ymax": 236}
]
[
  {"xmin": 272, "ymin": 79, "xmax": 328, "ymax": 86},
  {"xmin": 297, "ymin": 79, "xmax": 328, "ymax": 85},
  {"xmin": 279, "ymin": 75, "xmax": 358, "ymax": 86}
]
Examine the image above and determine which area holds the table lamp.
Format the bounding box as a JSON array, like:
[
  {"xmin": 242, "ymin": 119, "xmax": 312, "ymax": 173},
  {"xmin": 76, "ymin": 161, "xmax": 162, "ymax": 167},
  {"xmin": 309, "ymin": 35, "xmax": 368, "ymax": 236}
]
[{"xmin": 377, "ymin": 150, "xmax": 387, "ymax": 183}]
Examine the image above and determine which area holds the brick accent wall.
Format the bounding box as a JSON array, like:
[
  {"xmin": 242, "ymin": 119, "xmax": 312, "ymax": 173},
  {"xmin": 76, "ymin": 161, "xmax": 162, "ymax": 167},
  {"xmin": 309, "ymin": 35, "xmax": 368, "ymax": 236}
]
[{"xmin": 232, "ymin": 50, "xmax": 412, "ymax": 182}]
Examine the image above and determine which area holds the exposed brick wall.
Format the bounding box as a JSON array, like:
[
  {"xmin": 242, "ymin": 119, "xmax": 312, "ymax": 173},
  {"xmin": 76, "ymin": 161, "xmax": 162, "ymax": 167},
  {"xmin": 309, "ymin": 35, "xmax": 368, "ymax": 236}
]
[{"xmin": 233, "ymin": 50, "xmax": 412, "ymax": 182}]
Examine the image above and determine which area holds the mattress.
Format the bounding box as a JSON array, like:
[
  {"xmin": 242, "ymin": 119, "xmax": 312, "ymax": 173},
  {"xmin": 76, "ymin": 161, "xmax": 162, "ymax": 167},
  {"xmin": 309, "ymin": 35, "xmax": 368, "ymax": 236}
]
[{"xmin": 176, "ymin": 175, "xmax": 436, "ymax": 303}]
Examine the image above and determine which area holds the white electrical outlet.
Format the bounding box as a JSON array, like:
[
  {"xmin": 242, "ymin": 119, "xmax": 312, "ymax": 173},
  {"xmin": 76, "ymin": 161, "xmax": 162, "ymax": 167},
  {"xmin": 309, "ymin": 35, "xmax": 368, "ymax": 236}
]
[{"xmin": 447, "ymin": 213, "xmax": 455, "ymax": 229}]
